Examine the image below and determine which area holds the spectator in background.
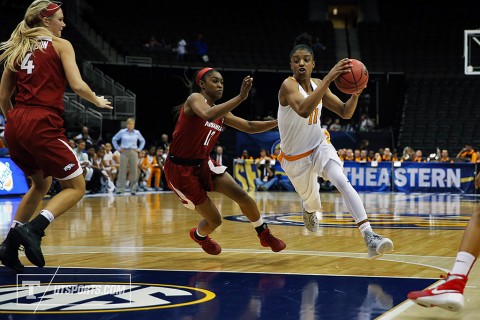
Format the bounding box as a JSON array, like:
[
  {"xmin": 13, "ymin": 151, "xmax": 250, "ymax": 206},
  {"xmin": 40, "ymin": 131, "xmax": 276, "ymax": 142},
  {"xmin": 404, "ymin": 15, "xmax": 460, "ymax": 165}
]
[
  {"xmin": 68, "ymin": 139, "xmax": 76, "ymax": 149},
  {"xmin": 368, "ymin": 150, "xmax": 381, "ymax": 162},
  {"xmin": 73, "ymin": 139, "xmax": 91, "ymax": 178},
  {"xmin": 354, "ymin": 149, "xmax": 361, "ymax": 161},
  {"xmin": 159, "ymin": 133, "xmax": 170, "ymax": 151},
  {"xmin": 142, "ymin": 145, "xmax": 162, "ymax": 191},
  {"xmin": 238, "ymin": 149, "xmax": 253, "ymax": 160},
  {"xmin": 413, "ymin": 149, "xmax": 425, "ymax": 162},
  {"xmin": 312, "ymin": 36, "xmax": 326, "ymax": 57},
  {"xmin": 193, "ymin": 33, "xmax": 209, "ymax": 63},
  {"xmin": 176, "ymin": 38, "xmax": 187, "ymax": 62},
  {"xmin": 271, "ymin": 145, "xmax": 281, "ymax": 161},
  {"xmin": 401, "ymin": 146, "xmax": 415, "ymax": 162},
  {"xmin": 103, "ymin": 142, "xmax": 117, "ymax": 183},
  {"xmin": 456, "ymin": 144, "xmax": 477, "ymax": 163},
  {"xmin": 137, "ymin": 149, "xmax": 149, "ymax": 191},
  {"xmin": 212, "ymin": 145, "xmax": 230, "ymax": 170},
  {"xmin": 254, "ymin": 153, "xmax": 277, "ymax": 191},
  {"xmin": 73, "ymin": 125, "xmax": 95, "ymax": 149},
  {"xmin": 143, "ymin": 35, "xmax": 161, "ymax": 51},
  {"xmin": 344, "ymin": 149, "xmax": 355, "ymax": 161},
  {"xmin": 156, "ymin": 147, "xmax": 168, "ymax": 190},
  {"xmin": 112, "ymin": 118, "xmax": 146, "ymax": 195},
  {"xmin": 329, "ymin": 118, "xmax": 342, "ymax": 131},
  {"xmin": 358, "ymin": 114, "xmax": 375, "ymax": 132},
  {"xmin": 382, "ymin": 148, "xmax": 394, "ymax": 161}
]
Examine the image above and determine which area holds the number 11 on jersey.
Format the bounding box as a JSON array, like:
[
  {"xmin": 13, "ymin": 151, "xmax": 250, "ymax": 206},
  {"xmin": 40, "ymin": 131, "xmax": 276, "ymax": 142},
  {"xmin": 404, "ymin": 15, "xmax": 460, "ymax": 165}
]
[{"xmin": 204, "ymin": 130, "xmax": 216, "ymax": 146}]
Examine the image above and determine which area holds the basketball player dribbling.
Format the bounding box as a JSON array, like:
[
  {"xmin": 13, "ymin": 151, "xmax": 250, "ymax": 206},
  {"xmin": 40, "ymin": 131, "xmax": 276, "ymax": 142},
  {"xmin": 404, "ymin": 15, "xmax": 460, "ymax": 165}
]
[
  {"xmin": 0, "ymin": 0, "xmax": 111, "ymax": 271},
  {"xmin": 276, "ymin": 32, "xmax": 393, "ymax": 259},
  {"xmin": 163, "ymin": 67, "xmax": 286, "ymax": 255}
]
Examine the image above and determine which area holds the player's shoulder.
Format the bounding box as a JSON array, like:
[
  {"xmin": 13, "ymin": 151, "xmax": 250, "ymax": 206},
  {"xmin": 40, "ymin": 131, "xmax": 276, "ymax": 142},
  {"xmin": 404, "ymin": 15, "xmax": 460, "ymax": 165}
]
[
  {"xmin": 281, "ymin": 76, "xmax": 298, "ymax": 89},
  {"xmin": 52, "ymin": 37, "xmax": 73, "ymax": 49}
]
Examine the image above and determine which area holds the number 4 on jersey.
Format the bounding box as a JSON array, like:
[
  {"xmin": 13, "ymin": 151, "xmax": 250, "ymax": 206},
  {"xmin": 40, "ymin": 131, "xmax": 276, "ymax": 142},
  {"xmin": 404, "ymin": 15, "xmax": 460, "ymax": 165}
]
[{"xmin": 21, "ymin": 53, "xmax": 34, "ymax": 74}]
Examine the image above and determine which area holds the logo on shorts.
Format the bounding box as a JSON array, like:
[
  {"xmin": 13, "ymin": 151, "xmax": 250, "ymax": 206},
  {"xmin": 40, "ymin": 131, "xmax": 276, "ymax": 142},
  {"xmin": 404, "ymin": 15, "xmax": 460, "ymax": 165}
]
[
  {"xmin": 63, "ymin": 163, "xmax": 75, "ymax": 171},
  {"xmin": 0, "ymin": 161, "xmax": 13, "ymax": 191}
]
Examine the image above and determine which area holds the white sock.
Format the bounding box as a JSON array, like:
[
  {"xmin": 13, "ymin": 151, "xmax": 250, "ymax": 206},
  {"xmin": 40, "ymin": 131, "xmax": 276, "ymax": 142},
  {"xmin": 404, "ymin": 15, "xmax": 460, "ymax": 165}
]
[
  {"xmin": 11, "ymin": 220, "xmax": 24, "ymax": 229},
  {"xmin": 40, "ymin": 210, "xmax": 55, "ymax": 223},
  {"xmin": 451, "ymin": 251, "xmax": 476, "ymax": 276},
  {"xmin": 359, "ymin": 222, "xmax": 373, "ymax": 237},
  {"xmin": 251, "ymin": 217, "xmax": 264, "ymax": 228},
  {"xmin": 195, "ymin": 229, "xmax": 207, "ymax": 238}
]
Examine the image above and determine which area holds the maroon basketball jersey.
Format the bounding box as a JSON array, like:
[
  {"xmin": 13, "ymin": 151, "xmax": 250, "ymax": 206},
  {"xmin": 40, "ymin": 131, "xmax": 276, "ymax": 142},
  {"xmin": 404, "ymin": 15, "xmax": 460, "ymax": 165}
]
[
  {"xmin": 169, "ymin": 105, "xmax": 224, "ymax": 159},
  {"xmin": 14, "ymin": 36, "xmax": 66, "ymax": 113}
]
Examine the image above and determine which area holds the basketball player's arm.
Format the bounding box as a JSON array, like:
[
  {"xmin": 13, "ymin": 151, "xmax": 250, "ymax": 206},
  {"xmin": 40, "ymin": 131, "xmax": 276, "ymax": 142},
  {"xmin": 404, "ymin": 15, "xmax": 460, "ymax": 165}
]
[
  {"xmin": 279, "ymin": 77, "xmax": 328, "ymax": 118},
  {"xmin": 279, "ymin": 59, "xmax": 352, "ymax": 118},
  {"xmin": 0, "ymin": 68, "xmax": 16, "ymax": 120},
  {"xmin": 57, "ymin": 39, "xmax": 112, "ymax": 109},
  {"xmin": 322, "ymin": 87, "xmax": 361, "ymax": 119},
  {"xmin": 187, "ymin": 76, "xmax": 253, "ymax": 121},
  {"xmin": 224, "ymin": 112, "xmax": 278, "ymax": 133}
]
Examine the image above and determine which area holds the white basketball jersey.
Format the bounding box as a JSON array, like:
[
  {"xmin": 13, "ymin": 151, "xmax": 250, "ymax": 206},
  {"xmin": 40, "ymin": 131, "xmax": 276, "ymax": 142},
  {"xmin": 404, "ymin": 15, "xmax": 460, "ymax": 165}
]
[{"xmin": 278, "ymin": 78, "xmax": 327, "ymax": 156}]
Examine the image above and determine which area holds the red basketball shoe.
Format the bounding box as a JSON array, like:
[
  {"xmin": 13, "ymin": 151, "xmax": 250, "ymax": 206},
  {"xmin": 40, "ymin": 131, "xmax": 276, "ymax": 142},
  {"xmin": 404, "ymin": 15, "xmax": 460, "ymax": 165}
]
[
  {"xmin": 189, "ymin": 228, "xmax": 221, "ymax": 255},
  {"xmin": 258, "ymin": 228, "xmax": 286, "ymax": 252},
  {"xmin": 407, "ymin": 273, "xmax": 467, "ymax": 312}
]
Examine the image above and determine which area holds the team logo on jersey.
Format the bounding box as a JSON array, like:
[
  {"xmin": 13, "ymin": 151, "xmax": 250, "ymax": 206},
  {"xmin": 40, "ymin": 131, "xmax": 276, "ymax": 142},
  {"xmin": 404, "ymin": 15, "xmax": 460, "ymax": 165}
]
[
  {"xmin": 0, "ymin": 161, "xmax": 14, "ymax": 191},
  {"xmin": 0, "ymin": 279, "xmax": 215, "ymax": 314},
  {"xmin": 63, "ymin": 163, "xmax": 75, "ymax": 171}
]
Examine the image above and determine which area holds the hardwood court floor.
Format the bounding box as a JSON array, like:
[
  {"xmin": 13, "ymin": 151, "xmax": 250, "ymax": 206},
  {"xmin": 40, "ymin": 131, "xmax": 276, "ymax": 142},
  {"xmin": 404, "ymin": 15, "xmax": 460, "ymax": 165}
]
[{"xmin": 0, "ymin": 190, "xmax": 478, "ymax": 319}]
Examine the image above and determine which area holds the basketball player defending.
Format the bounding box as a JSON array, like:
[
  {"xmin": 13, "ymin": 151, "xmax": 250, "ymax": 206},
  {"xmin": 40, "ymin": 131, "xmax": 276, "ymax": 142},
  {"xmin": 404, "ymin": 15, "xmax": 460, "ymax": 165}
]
[
  {"xmin": 0, "ymin": 1, "xmax": 111, "ymax": 271},
  {"xmin": 164, "ymin": 67, "xmax": 285, "ymax": 255},
  {"xmin": 407, "ymin": 173, "xmax": 480, "ymax": 311},
  {"xmin": 277, "ymin": 33, "xmax": 393, "ymax": 259}
]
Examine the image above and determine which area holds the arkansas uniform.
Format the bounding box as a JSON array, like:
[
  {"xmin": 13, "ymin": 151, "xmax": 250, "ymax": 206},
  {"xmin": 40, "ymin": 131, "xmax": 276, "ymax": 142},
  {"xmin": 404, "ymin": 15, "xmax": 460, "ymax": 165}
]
[
  {"xmin": 5, "ymin": 36, "xmax": 82, "ymax": 179},
  {"xmin": 164, "ymin": 106, "xmax": 227, "ymax": 209}
]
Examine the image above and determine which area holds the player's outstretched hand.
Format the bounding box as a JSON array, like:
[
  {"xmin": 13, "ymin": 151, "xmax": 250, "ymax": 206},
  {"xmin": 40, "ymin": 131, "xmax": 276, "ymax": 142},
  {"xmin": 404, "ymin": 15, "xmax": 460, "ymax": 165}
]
[
  {"xmin": 239, "ymin": 76, "xmax": 253, "ymax": 101},
  {"xmin": 96, "ymin": 96, "xmax": 112, "ymax": 109}
]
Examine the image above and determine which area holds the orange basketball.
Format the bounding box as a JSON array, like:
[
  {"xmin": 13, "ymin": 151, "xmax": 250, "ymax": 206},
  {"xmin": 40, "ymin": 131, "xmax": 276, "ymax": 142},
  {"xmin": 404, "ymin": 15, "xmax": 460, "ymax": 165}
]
[{"xmin": 334, "ymin": 59, "xmax": 369, "ymax": 94}]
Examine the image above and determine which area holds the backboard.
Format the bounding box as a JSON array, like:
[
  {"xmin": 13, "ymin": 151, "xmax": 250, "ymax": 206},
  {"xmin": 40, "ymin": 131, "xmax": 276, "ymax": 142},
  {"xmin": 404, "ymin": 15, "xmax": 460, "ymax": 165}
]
[{"xmin": 464, "ymin": 29, "xmax": 480, "ymax": 75}]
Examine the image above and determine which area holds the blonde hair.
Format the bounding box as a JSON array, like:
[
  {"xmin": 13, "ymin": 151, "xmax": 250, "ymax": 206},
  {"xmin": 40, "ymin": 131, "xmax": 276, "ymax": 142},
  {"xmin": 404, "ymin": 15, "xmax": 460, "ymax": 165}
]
[{"xmin": 0, "ymin": 0, "xmax": 56, "ymax": 71}]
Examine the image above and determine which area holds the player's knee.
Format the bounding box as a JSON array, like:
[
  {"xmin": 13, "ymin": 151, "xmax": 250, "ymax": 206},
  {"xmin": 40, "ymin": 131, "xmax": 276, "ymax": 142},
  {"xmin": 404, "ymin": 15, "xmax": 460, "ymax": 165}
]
[
  {"xmin": 235, "ymin": 190, "xmax": 254, "ymax": 206},
  {"xmin": 210, "ymin": 216, "xmax": 222, "ymax": 228}
]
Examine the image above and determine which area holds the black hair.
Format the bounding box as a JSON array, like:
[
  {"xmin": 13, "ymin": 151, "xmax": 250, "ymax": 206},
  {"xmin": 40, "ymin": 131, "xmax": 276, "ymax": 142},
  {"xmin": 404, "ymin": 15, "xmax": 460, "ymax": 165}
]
[
  {"xmin": 172, "ymin": 68, "xmax": 217, "ymax": 120},
  {"xmin": 290, "ymin": 32, "xmax": 314, "ymax": 59}
]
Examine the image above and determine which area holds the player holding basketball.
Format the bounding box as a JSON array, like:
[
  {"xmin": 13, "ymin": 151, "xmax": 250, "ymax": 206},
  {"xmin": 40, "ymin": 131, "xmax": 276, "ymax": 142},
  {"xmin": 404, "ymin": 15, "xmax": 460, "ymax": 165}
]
[
  {"xmin": 407, "ymin": 172, "xmax": 480, "ymax": 311},
  {"xmin": 164, "ymin": 67, "xmax": 285, "ymax": 255},
  {"xmin": 0, "ymin": 0, "xmax": 111, "ymax": 271},
  {"xmin": 276, "ymin": 32, "xmax": 393, "ymax": 259}
]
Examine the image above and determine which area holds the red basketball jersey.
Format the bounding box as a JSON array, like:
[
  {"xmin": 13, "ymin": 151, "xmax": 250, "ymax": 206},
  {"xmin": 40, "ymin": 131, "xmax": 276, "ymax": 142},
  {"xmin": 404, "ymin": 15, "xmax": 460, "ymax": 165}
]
[
  {"xmin": 169, "ymin": 105, "xmax": 224, "ymax": 159},
  {"xmin": 14, "ymin": 36, "xmax": 66, "ymax": 113}
]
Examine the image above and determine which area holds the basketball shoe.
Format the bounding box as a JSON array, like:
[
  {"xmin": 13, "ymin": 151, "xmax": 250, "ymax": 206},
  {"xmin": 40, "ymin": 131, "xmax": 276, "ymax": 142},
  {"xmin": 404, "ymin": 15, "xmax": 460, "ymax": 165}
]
[
  {"xmin": 301, "ymin": 201, "xmax": 319, "ymax": 232},
  {"xmin": 12, "ymin": 223, "xmax": 45, "ymax": 267},
  {"xmin": 408, "ymin": 274, "xmax": 467, "ymax": 312},
  {"xmin": 0, "ymin": 236, "xmax": 24, "ymax": 272},
  {"xmin": 363, "ymin": 231, "xmax": 394, "ymax": 259},
  {"xmin": 189, "ymin": 228, "xmax": 221, "ymax": 255},
  {"xmin": 257, "ymin": 228, "xmax": 286, "ymax": 252}
]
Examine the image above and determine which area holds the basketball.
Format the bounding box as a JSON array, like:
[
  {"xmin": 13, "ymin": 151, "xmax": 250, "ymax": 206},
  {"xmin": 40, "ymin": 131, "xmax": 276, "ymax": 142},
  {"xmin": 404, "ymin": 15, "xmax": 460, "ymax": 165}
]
[{"xmin": 334, "ymin": 59, "xmax": 369, "ymax": 94}]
